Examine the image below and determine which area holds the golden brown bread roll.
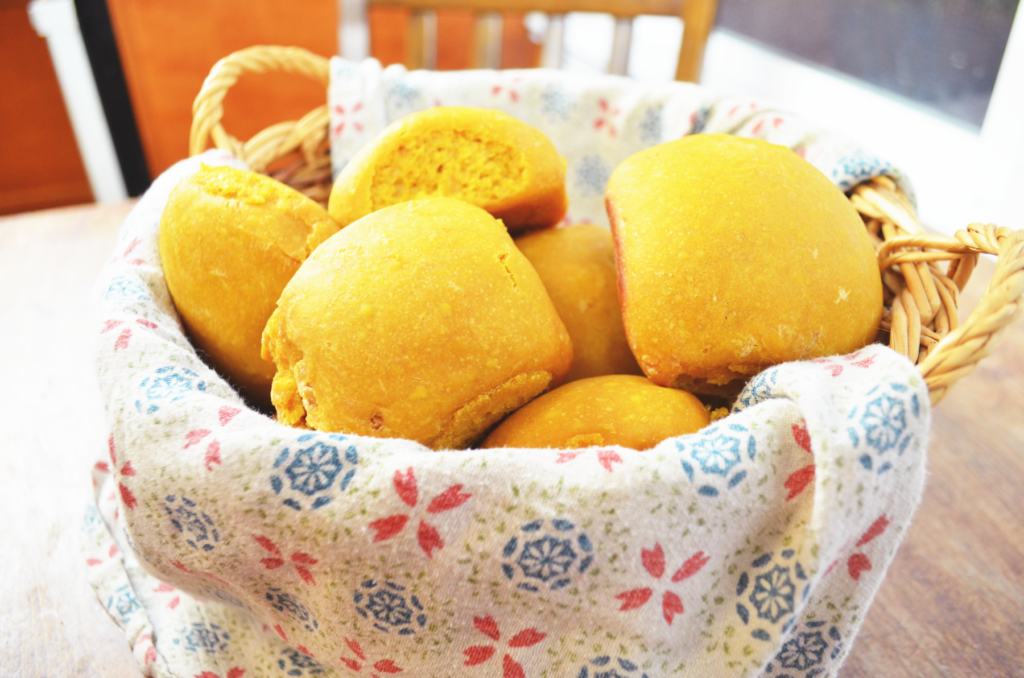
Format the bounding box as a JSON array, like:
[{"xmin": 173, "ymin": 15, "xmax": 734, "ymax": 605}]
[
  {"xmin": 606, "ymin": 134, "xmax": 882, "ymax": 396},
  {"xmin": 328, "ymin": 107, "xmax": 567, "ymax": 233},
  {"xmin": 514, "ymin": 224, "xmax": 642, "ymax": 382},
  {"xmin": 158, "ymin": 164, "xmax": 339, "ymax": 408},
  {"xmin": 262, "ymin": 197, "xmax": 573, "ymax": 449},
  {"xmin": 481, "ymin": 375, "xmax": 709, "ymax": 450}
]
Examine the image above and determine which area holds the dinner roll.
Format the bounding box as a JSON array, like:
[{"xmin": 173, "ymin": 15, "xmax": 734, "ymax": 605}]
[
  {"xmin": 482, "ymin": 375, "xmax": 709, "ymax": 450},
  {"xmin": 606, "ymin": 134, "xmax": 882, "ymax": 396},
  {"xmin": 262, "ymin": 198, "xmax": 573, "ymax": 449},
  {"xmin": 515, "ymin": 224, "xmax": 642, "ymax": 382},
  {"xmin": 159, "ymin": 164, "xmax": 339, "ymax": 408},
  {"xmin": 328, "ymin": 107, "xmax": 567, "ymax": 233}
]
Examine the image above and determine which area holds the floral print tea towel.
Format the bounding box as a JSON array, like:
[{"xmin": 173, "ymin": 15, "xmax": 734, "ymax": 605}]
[
  {"xmin": 328, "ymin": 58, "xmax": 916, "ymax": 229},
  {"xmin": 85, "ymin": 126, "xmax": 928, "ymax": 678}
]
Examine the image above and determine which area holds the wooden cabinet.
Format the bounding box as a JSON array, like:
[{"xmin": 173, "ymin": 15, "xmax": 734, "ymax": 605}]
[
  {"xmin": 104, "ymin": 0, "xmax": 339, "ymax": 177},
  {"xmin": 0, "ymin": 0, "xmax": 541, "ymax": 214},
  {"xmin": 0, "ymin": 0, "xmax": 93, "ymax": 215},
  {"xmin": 104, "ymin": 0, "xmax": 538, "ymax": 177}
]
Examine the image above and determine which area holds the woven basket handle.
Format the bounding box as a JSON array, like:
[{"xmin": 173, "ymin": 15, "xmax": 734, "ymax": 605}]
[
  {"xmin": 884, "ymin": 224, "xmax": 1024, "ymax": 404},
  {"xmin": 189, "ymin": 45, "xmax": 331, "ymax": 172}
]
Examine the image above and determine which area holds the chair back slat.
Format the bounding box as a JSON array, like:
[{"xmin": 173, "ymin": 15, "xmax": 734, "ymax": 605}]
[
  {"xmin": 407, "ymin": 10, "xmax": 438, "ymax": 69},
  {"xmin": 340, "ymin": 0, "xmax": 371, "ymax": 60},
  {"xmin": 361, "ymin": 0, "xmax": 716, "ymax": 81},
  {"xmin": 676, "ymin": 0, "xmax": 715, "ymax": 81},
  {"xmin": 539, "ymin": 13, "xmax": 565, "ymax": 68},
  {"xmin": 369, "ymin": 0, "xmax": 682, "ymax": 15},
  {"xmin": 473, "ymin": 12, "xmax": 504, "ymax": 68},
  {"xmin": 608, "ymin": 16, "xmax": 633, "ymax": 75}
]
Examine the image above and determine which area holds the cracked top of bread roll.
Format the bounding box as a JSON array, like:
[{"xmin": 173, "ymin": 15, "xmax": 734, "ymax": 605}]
[{"xmin": 328, "ymin": 107, "xmax": 567, "ymax": 233}]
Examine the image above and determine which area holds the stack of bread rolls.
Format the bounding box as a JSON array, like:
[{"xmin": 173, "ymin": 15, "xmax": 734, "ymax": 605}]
[{"xmin": 160, "ymin": 107, "xmax": 881, "ymax": 450}]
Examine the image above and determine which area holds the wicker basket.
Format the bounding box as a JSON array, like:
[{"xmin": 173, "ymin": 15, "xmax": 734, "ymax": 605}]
[{"xmin": 189, "ymin": 45, "xmax": 1024, "ymax": 406}]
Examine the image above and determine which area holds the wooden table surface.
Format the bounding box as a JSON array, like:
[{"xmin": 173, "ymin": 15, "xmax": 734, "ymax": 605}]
[{"xmin": 1, "ymin": 200, "xmax": 1021, "ymax": 678}]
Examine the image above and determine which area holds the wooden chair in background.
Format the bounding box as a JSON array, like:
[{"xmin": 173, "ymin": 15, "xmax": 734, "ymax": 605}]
[
  {"xmin": 346, "ymin": 0, "xmax": 719, "ymax": 81},
  {"xmin": 19, "ymin": 0, "xmax": 718, "ymax": 206}
]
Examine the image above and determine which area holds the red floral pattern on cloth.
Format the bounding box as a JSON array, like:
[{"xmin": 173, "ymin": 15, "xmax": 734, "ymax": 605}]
[
  {"xmin": 253, "ymin": 535, "xmax": 319, "ymax": 584},
  {"xmin": 813, "ymin": 351, "xmax": 878, "ymax": 378},
  {"xmin": 463, "ymin": 616, "xmax": 546, "ymax": 677},
  {"xmin": 592, "ymin": 98, "xmax": 622, "ymax": 138},
  {"xmin": 784, "ymin": 422, "xmax": 816, "ymax": 502},
  {"xmin": 555, "ymin": 448, "xmax": 624, "ymax": 472},
  {"xmin": 367, "ymin": 467, "xmax": 472, "ymax": 558},
  {"xmin": 332, "ymin": 102, "xmax": 365, "ymax": 139},
  {"xmin": 341, "ymin": 638, "xmax": 404, "ymax": 676},
  {"xmin": 615, "ymin": 544, "xmax": 709, "ymax": 625}
]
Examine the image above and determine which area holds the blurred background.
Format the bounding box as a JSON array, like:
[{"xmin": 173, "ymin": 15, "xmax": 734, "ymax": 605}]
[{"xmin": 1, "ymin": 0, "xmax": 1019, "ymax": 235}]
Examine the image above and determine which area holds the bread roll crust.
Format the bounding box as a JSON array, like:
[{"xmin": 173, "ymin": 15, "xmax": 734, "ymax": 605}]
[
  {"xmin": 482, "ymin": 375, "xmax": 709, "ymax": 450},
  {"xmin": 158, "ymin": 164, "xmax": 338, "ymax": 407},
  {"xmin": 515, "ymin": 224, "xmax": 642, "ymax": 382},
  {"xmin": 263, "ymin": 198, "xmax": 573, "ymax": 449},
  {"xmin": 607, "ymin": 134, "xmax": 882, "ymax": 394}
]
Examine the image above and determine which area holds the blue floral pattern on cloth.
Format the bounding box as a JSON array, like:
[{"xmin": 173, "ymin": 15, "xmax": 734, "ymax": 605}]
[
  {"xmin": 278, "ymin": 647, "xmax": 327, "ymax": 676},
  {"xmin": 501, "ymin": 518, "xmax": 594, "ymax": 592},
  {"xmin": 764, "ymin": 620, "xmax": 844, "ymax": 678},
  {"xmin": 832, "ymin": 150, "xmax": 893, "ymax": 191},
  {"xmin": 639, "ymin": 104, "xmax": 663, "ymax": 143},
  {"xmin": 84, "ymin": 504, "xmax": 102, "ymax": 529},
  {"xmin": 736, "ymin": 368, "xmax": 780, "ymax": 411},
  {"xmin": 105, "ymin": 584, "xmax": 141, "ymax": 624},
  {"xmin": 751, "ymin": 566, "xmax": 795, "ymax": 623},
  {"xmin": 385, "ymin": 81, "xmax": 424, "ymax": 116},
  {"xmin": 353, "ymin": 579, "xmax": 427, "ymax": 635},
  {"xmin": 846, "ymin": 382, "xmax": 920, "ymax": 475},
  {"xmin": 540, "ymin": 85, "xmax": 574, "ymax": 121},
  {"xmin": 173, "ymin": 622, "xmax": 230, "ymax": 654},
  {"xmin": 266, "ymin": 588, "xmax": 319, "ymax": 633},
  {"xmin": 862, "ymin": 394, "xmax": 907, "ymax": 452},
  {"xmin": 575, "ymin": 155, "xmax": 612, "ymax": 196},
  {"xmin": 270, "ymin": 433, "xmax": 358, "ymax": 511},
  {"xmin": 735, "ymin": 549, "xmax": 808, "ymax": 642},
  {"xmin": 677, "ymin": 423, "xmax": 757, "ymax": 496},
  {"xmin": 105, "ymin": 276, "xmax": 150, "ymax": 302},
  {"xmin": 163, "ymin": 494, "xmax": 219, "ymax": 551},
  {"xmin": 200, "ymin": 585, "xmax": 248, "ymax": 610},
  {"xmin": 689, "ymin": 106, "xmax": 710, "ymax": 135},
  {"xmin": 577, "ymin": 655, "xmax": 651, "ymax": 678},
  {"xmin": 135, "ymin": 366, "xmax": 206, "ymax": 414}
]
